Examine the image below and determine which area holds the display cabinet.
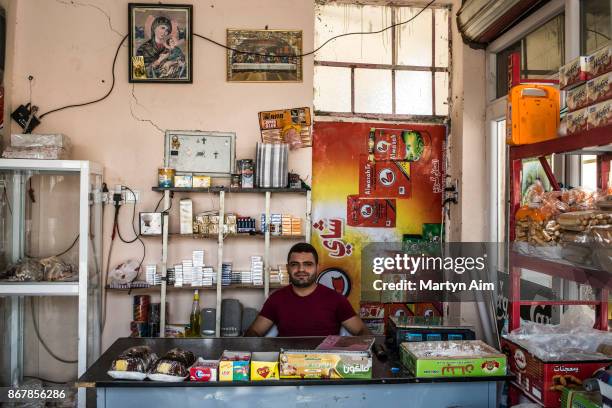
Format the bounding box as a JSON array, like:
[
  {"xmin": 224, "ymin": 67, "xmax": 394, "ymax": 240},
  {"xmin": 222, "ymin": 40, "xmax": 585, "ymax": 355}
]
[{"xmin": 0, "ymin": 159, "xmax": 103, "ymax": 408}]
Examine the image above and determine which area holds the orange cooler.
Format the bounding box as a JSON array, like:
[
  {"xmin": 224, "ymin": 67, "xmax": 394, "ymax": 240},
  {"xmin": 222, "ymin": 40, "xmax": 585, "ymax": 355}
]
[{"xmin": 506, "ymin": 84, "xmax": 560, "ymax": 145}]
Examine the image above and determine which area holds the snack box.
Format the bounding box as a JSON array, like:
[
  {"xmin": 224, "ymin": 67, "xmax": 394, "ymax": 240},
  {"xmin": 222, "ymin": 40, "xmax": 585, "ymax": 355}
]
[
  {"xmin": 587, "ymin": 71, "xmax": 612, "ymax": 105},
  {"xmin": 279, "ymin": 349, "xmax": 372, "ymax": 379},
  {"xmin": 250, "ymin": 352, "xmax": 279, "ymax": 381},
  {"xmin": 560, "ymin": 387, "xmax": 602, "ymax": 408},
  {"xmin": 360, "ymin": 302, "xmax": 385, "ymax": 320},
  {"xmin": 174, "ymin": 174, "xmax": 193, "ymax": 188},
  {"xmin": 587, "ymin": 99, "xmax": 612, "ymax": 130},
  {"xmin": 559, "ymin": 56, "xmax": 589, "ymax": 89},
  {"xmin": 219, "ymin": 351, "xmax": 250, "ymax": 381},
  {"xmin": 587, "ymin": 44, "xmax": 612, "ymax": 79},
  {"xmin": 502, "ymin": 337, "xmax": 612, "ymax": 407},
  {"xmin": 400, "ymin": 340, "xmax": 507, "ymax": 378},
  {"xmin": 565, "ymin": 84, "xmax": 588, "ymax": 112},
  {"xmin": 566, "ymin": 107, "xmax": 589, "ymax": 135},
  {"xmin": 193, "ymin": 175, "xmax": 211, "ymax": 188},
  {"xmin": 189, "ymin": 359, "xmax": 218, "ymax": 382},
  {"xmin": 388, "ymin": 316, "xmax": 475, "ymax": 350}
]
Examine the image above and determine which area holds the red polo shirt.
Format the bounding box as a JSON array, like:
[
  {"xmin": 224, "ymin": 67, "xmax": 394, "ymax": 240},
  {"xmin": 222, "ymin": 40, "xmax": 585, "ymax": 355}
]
[{"xmin": 259, "ymin": 284, "xmax": 356, "ymax": 337}]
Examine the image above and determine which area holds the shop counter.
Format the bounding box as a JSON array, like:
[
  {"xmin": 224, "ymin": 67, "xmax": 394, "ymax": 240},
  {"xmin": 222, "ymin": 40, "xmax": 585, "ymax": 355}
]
[{"xmin": 78, "ymin": 337, "xmax": 512, "ymax": 408}]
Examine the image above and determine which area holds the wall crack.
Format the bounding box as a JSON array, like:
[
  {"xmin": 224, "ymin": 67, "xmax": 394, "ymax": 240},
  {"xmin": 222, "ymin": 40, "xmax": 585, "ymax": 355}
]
[
  {"xmin": 55, "ymin": 0, "xmax": 124, "ymax": 38},
  {"xmin": 129, "ymin": 85, "xmax": 165, "ymax": 134}
]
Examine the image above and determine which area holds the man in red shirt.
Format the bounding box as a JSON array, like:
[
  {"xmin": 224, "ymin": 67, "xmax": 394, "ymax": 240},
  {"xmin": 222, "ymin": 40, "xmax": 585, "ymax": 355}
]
[{"xmin": 245, "ymin": 243, "xmax": 369, "ymax": 337}]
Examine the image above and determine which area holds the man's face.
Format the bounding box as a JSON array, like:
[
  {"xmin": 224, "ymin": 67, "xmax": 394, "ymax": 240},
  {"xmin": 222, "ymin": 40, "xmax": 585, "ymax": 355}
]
[{"xmin": 287, "ymin": 252, "xmax": 318, "ymax": 288}]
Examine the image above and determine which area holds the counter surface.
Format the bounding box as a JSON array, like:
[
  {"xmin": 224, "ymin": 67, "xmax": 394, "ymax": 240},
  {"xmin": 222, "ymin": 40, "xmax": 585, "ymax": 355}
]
[{"xmin": 79, "ymin": 336, "xmax": 512, "ymax": 387}]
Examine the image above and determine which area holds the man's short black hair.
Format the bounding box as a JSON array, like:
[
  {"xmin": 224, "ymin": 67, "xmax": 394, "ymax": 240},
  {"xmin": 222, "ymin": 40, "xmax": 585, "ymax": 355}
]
[{"xmin": 287, "ymin": 242, "xmax": 318, "ymax": 265}]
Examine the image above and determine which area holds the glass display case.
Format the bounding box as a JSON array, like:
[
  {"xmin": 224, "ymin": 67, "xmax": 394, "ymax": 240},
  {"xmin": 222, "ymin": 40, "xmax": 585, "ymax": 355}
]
[{"xmin": 0, "ymin": 159, "xmax": 103, "ymax": 407}]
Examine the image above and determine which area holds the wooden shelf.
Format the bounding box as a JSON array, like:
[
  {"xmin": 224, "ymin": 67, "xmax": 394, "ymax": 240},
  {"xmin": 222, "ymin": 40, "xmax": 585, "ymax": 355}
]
[
  {"xmin": 152, "ymin": 186, "xmax": 310, "ymax": 194},
  {"xmin": 509, "ymin": 124, "xmax": 612, "ymax": 160}
]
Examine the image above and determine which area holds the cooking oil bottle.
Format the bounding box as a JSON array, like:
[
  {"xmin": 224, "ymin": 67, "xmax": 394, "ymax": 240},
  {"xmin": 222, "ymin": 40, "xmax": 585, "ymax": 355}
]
[{"xmin": 189, "ymin": 289, "xmax": 201, "ymax": 337}]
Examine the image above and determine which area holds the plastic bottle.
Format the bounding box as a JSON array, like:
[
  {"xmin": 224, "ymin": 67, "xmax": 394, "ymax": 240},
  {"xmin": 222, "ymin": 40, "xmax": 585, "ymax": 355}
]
[{"xmin": 189, "ymin": 289, "xmax": 201, "ymax": 337}]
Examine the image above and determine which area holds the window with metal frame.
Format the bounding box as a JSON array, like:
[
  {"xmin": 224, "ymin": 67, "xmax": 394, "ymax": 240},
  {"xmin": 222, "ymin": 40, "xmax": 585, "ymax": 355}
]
[
  {"xmin": 495, "ymin": 14, "xmax": 565, "ymax": 98},
  {"xmin": 580, "ymin": 0, "xmax": 610, "ymax": 55},
  {"xmin": 314, "ymin": 2, "xmax": 451, "ymax": 120}
]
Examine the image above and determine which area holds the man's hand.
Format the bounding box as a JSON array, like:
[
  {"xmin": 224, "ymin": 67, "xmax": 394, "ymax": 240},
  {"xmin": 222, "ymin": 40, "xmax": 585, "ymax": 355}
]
[
  {"xmin": 244, "ymin": 315, "xmax": 274, "ymax": 337},
  {"xmin": 341, "ymin": 316, "xmax": 370, "ymax": 336}
]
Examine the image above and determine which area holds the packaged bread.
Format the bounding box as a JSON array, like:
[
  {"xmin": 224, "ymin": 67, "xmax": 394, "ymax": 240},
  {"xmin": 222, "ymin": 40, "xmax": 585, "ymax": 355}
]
[
  {"xmin": 107, "ymin": 346, "xmax": 158, "ymax": 380},
  {"xmin": 558, "ymin": 211, "xmax": 612, "ymax": 231},
  {"xmin": 586, "ymin": 44, "xmax": 612, "ymax": 79},
  {"xmin": 587, "ymin": 71, "xmax": 612, "ymax": 105},
  {"xmin": 587, "ymin": 99, "xmax": 612, "ymax": 130},
  {"xmin": 566, "ymin": 84, "xmax": 588, "ymax": 111}
]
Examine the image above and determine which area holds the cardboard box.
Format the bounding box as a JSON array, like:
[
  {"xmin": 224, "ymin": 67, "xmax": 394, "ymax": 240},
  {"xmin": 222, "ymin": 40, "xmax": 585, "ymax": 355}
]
[
  {"xmin": 179, "ymin": 199, "xmax": 193, "ymax": 234},
  {"xmin": 560, "ymin": 56, "xmax": 589, "ymax": 89},
  {"xmin": 587, "ymin": 99, "xmax": 612, "ymax": 130},
  {"xmin": 566, "ymin": 84, "xmax": 589, "ymax": 112},
  {"xmin": 347, "ymin": 195, "xmax": 396, "ymax": 228},
  {"xmin": 587, "ymin": 71, "xmax": 612, "ymax": 105},
  {"xmin": 174, "ymin": 174, "xmax": 193, "ymax": 188},
  {"xmin": 360, "ymin": 302, "xmax": 385, "ymax": 319},
  {"xmin": 219, "ymin": 351, "xmax": 251, "ymax": 381},
  {"xmin": 587, "ymin": 44, "xmax": 612, "ymax": 79},
  {"xmin": 279, "ymin": 349, "xmax": 372, "ymax": 379},
  {"xmin": 250, "ymin": 352, "xmax": 279, "ymax": 381},
  {"xmin": 192, "ymin": 175, "xmax": 211, "ymax": 188},
  {"xmin": 566, "ymin": 107, "xmax": 589, "ymax": 135},
  {"xmin": 400, "ymin": 340, "xmax": 507, "ymax": 378},
  {"xmin": 502, "ymin": 337, "xmax": 612, "ymax": 407},
  {"xmin": 359, "ymin": 156, "xmax": 410, "ymax": 198},
  {"xmin": 189, "ymin": 359, "xmax": 218, "ymax": 382}
]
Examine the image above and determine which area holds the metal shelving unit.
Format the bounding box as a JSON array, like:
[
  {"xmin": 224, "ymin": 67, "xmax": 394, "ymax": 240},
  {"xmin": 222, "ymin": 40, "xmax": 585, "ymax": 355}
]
[
  {"xmin": 153, "ymin": 186, "xmax": 312, "ymax": 337},
  {"xmin": 0, "ymin": 159, "xmax": 103, "ymax": 408},
  {"xmin": 507, "ymin": 125, "xmax": 612, "ymax": 332}
]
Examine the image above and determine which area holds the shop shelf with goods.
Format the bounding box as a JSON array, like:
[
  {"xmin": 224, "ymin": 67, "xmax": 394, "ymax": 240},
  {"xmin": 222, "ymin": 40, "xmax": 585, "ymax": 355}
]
[
  {"xmin": 0, "ymin": 159, "xmax": 103, "ymax": 408},
  {"xmin": 151, "ymin": 185, "xmax": 312, "ymax": 337},
  {"xmin": 507, "ymin": 124, "xmax": 612, "ymax": 333}
]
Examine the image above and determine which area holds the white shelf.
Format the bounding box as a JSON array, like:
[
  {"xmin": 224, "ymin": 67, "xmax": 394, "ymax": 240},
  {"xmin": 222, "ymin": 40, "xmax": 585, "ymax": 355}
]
[{"xmin": 0, "ymin": 282, "xmax": 80, "ymax": 296}]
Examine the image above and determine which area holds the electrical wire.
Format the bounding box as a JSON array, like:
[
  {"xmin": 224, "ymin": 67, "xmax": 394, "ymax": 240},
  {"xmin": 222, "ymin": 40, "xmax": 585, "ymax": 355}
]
[
  {"xmin": 153, "ymin": 194, "xmax": 164, "ymax": 212},
  {"xmin": 29, "ymin": 297, "xmax": 77, "ymax": 364},
  {"xmin": 34, "ymin": 1, "xmax": 436, "ymax": 120},
  {"xmin": 38, "ymin": 35, "xmax": 127, "ymax": 119},
  {"xmin": 116, "ymin": 185, "xmax": 146, "ymax": 268},
  {"xmin": 194, "ymin": 0, "xmax": 436, "ymax": 58}
]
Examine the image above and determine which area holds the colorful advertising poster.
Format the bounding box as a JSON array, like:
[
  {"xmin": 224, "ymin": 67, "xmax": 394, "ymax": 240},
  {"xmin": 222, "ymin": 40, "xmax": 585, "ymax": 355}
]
[{"xmin": 312, "ymin": 122, "xmax": 446, "ymax": 311}]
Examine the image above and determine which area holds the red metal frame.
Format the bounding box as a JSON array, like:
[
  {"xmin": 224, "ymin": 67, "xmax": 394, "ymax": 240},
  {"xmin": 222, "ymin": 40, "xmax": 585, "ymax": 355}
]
[{"xmin": 508, "ymin": 125, "xmax": 612, "ymax": 333}]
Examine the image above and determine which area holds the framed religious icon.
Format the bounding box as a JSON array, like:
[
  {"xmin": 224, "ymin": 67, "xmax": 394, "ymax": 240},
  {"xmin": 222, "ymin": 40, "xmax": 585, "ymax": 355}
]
[
  {"xmin": 226, "ymin": 29, "xmax": 303, "ymax": 82},
  {"xmin": 128, "ymin": 3, "xmax": 193, "ymax": 83}
]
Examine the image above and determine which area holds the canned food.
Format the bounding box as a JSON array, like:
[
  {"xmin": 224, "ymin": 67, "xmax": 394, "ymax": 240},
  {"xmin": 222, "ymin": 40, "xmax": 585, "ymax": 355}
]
[{"xmin": 158, "ymin": 167, "xmax": 175, "ymax": 188}]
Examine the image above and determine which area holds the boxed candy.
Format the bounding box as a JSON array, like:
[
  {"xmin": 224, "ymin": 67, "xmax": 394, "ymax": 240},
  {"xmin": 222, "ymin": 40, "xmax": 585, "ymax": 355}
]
[
  {"xmin": 279, "ymin": 349, "xmax": 372, "ymax": 379},
  {"xmin": 587, "ymin": 44, "xmax": 612, "ymax": 79},
  {"xmin": 566, "ymin": 107, "xmax": 589, "ymax": 135},
  {"xmin": 559, "ymin": 56, "xmax": 589, "ymax": 89},
  {"xmin": 587, "ymin": 71, "xmax": 612, "ymax": 105},
  {"xmin": 565, "ymin": 84, "xmax": 588, "ymax": 111},
  {"xmin": 219, "ymin": 351, "xmax": 251, "ymax": 381},
  {"xmin": 189, "ymin": 358, "xmax": 218, "ymax": 382},
  {"xmin": 250, "ymin": 352, "xmax": 280, "ymax": 381},
  {"xmin": 587, "ymin": 99, "xmax": 612, "ymax": 130}
]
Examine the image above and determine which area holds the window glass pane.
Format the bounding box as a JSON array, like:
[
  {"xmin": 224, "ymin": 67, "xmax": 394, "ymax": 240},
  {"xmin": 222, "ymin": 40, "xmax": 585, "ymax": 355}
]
[
  {"xmin": 314, "ymin": 66, "xmax": 352, "ymax": 112},
  {"xmin": 395, "ymin": 71, "xmax": 432, "ymax": 115},
  {"xmin": 581, "ymin": 0, "xmax": 611, "ymax": 54},
  {"xmin": 434, "ymin": 8, "xmax": 449, "ymax": 68},
  {"xmin": 496, "ymin": 42, "xmax": 521, "ymax": 98},
  {"xmin": 354, "ymin": 68, "xmax": 392, "ymax": 114},
  {"xmin": 524, "ymin": 15, "xmax": 564, "ymax": 78},
  {"xmin": 396, "ymin": 7, "xmax": 433, "ymax": 66},
  {"xmin": 434, "ymin": 71, "xmax": 449, "ymax": 115},
  {"xmin": 581, "ymin": 154, "xmax": 597, "ymax": 191},
  {"xmin": 315, "ymin": 4, "xmax": 392, "ymax": 64}
]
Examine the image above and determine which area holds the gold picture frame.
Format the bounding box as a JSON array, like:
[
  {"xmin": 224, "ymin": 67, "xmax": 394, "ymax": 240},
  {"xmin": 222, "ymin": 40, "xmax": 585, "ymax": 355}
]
[{"xmin": 226, "ymin": 29, "xmax": 303, "ymax": 82}]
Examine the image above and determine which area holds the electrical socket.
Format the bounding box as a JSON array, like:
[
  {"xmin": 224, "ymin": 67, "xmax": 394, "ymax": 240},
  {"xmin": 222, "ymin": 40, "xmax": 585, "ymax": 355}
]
[{"xmin": 123, "ymin": 189, "xmax": 139, "ymax": 203}]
